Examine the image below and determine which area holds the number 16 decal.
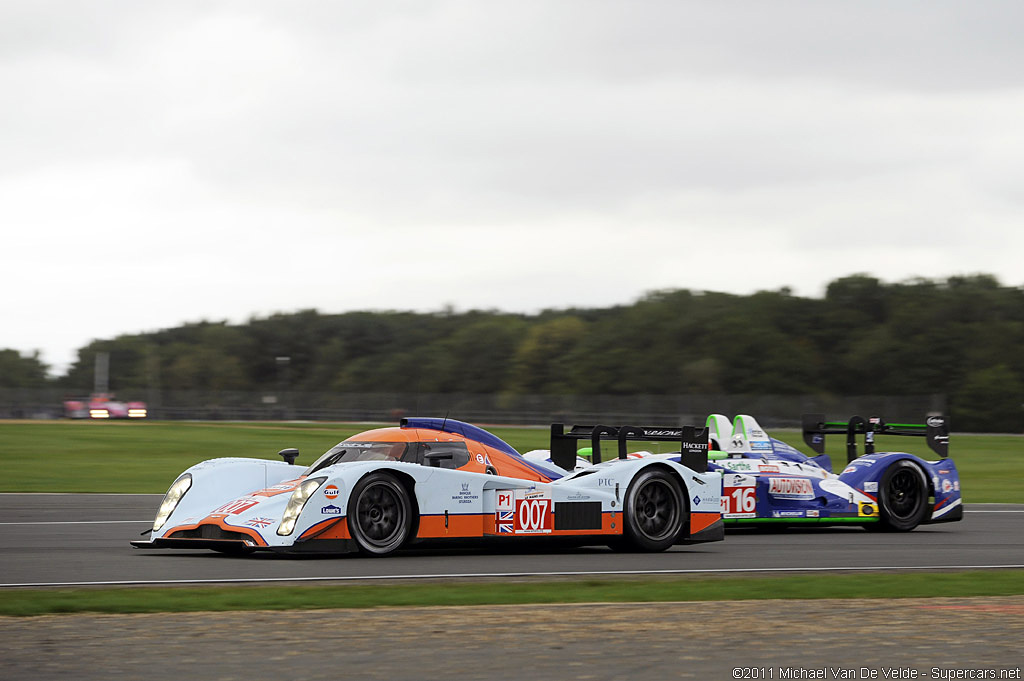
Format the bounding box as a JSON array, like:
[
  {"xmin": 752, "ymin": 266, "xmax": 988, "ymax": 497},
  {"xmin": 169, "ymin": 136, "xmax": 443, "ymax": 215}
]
[{"xmin": 722, "ymin": 485, "xmax": 756, "ymax": 517}]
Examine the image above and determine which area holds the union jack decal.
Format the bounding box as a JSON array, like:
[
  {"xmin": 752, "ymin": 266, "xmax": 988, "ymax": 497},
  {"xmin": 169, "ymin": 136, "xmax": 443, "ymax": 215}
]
[
  {"xmin": 497, "ymin": 510, "xmax": 514, "ymax": 534},
  {"xmin": 246, "ymin": 517, "xmax": 274, "ymax": 528}
]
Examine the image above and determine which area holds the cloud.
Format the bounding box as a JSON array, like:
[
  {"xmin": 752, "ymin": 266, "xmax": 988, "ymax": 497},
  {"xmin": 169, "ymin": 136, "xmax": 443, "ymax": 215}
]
[{"xmin": 2, "ymin": 1, "xmax": 1023, "ymax": 373}]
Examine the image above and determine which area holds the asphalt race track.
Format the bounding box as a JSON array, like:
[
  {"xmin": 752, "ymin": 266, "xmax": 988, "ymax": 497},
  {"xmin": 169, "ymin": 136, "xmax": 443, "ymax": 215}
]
[{"xmin": 2, "ymin": 494, "xmax": 1022, "ymax": 587}]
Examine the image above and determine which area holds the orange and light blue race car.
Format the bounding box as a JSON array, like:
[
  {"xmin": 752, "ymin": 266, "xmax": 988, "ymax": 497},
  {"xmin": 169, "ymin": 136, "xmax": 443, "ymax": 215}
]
[{"xmin": 131, "ymin": 417, "xmax": 723, "ymax": 556}]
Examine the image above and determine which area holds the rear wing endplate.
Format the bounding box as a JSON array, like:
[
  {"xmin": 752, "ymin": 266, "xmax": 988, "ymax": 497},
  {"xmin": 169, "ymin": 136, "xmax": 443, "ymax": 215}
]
[
  {"xmin": 801, "ymin": 414, "xmax": 950, "ymax": 463},
  {"xmin": 550, "ymin": 423, "xmax": 709, "ymax": 473}
]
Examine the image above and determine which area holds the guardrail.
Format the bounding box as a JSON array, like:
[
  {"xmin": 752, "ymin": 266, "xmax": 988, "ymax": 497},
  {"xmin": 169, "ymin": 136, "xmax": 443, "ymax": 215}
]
[{"xmin": 0, "ymin": 389, "xmax": 946, "ymax": 429}]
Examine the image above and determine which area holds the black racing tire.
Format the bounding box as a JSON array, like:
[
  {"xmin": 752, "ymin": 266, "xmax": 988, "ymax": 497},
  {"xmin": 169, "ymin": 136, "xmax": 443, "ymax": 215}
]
[
  {"xmin": 348, "ymin": 473, "xmax": 414, "ymax": 556},
  {"xmin": 622, "ymin": 469, "xmax": 687, "ymax": 552},
  {"xmin": 876, "ymin": 460, "xmax": 929, "ymax": 532}
]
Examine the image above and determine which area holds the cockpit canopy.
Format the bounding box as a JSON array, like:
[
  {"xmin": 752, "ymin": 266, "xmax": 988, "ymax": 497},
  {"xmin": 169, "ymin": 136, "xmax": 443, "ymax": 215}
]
[{"xmin": 304, "ymin": 440, "xmax": 471, "ymax": 475}]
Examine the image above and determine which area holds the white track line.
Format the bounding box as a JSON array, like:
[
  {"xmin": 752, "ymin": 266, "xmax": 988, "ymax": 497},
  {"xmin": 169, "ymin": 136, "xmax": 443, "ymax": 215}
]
[
  {"xmin": 0, "ymin": 493, "xmax": 163, "ymax": 496},
  {"xmin": 3, "ymin": 564, "xmax": 1024, "ymax": 589},
  {"xmin": 0, "ymin": 509, "xmax": 1018, "ymax": 527},
  {"xmin": 3, "ymin": 507, "xmax": 1018, "ymax": 526},
  {"xmin": 2, "ymin": 510, "xmax": 1017, "ymax": 528}
]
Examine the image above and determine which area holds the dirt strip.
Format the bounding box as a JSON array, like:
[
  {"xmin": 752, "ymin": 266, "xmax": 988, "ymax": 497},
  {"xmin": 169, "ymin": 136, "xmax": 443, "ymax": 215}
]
[{"xmin": 2, "ymin": 597, "xmax": 1022, "ymax": 681}]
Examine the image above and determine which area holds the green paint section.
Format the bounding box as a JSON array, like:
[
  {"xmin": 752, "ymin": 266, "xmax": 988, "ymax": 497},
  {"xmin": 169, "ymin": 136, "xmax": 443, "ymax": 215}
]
[
  {"xmin": 823, "ymin": 421, "xmax": 925, "ymax": 430},
  {"xmin": 723, "ymin": 517, "xmax": 878, "ymax": 524},
  {"xmin": 1, "ymin": 570, "xmax": 1022, "ymax": 617}
]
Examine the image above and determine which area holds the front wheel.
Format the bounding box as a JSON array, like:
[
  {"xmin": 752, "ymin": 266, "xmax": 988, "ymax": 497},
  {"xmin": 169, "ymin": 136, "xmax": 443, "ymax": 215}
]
[
  {"xmin": 622, "ymin": 469, "xmax": 687, "ymax": 552},
  {"xmin": 348, "ymin": 473, "xmax": 414, "ymax": 556},
  {"xmin": 876, "ymin": 460, "xmax": 929, "ymax": 531}
]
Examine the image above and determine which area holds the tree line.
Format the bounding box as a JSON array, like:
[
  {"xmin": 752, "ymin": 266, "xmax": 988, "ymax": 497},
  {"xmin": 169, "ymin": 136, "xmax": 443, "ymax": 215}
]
[{"xmin": 2, "ymin": 274, "xmax": 1022, "ymax": 431}]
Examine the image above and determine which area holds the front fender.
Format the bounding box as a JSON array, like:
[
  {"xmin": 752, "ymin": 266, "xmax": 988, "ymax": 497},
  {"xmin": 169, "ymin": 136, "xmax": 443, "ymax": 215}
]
[
  {"xmin": 154, "ymin": 458, "xmax": 302, "ymax": 538},
  {"xmin": 838, "ymin": 452, "xmax": 962, "ymax": 522}
]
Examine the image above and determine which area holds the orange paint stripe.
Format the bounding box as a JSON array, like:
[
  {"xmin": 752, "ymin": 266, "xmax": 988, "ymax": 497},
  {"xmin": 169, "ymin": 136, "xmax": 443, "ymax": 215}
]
[
  {"xmin": 299, "ymin": 517, "xmax": 349, "ymax": 540},
  {"xmin": 689, "ymin": 512, "xmax": 721, "ymax": 535},
  {"xmin": 417, "ymin": 513, "xmax": 488, "ymax": 538},
  {"xmin": 165, "ymin": 518, "xmax": 269, "ymax": 547},
  {"xmin": 418, "ymin": 512, "xmax": 626, "ymax": 539}
]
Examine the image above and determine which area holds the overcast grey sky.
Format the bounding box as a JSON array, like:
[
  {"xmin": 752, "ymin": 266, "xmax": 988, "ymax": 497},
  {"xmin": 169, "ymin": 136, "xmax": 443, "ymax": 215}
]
[{"xmin": 3, "ymin": 1, "xmax": 1023, "ymax": 375}]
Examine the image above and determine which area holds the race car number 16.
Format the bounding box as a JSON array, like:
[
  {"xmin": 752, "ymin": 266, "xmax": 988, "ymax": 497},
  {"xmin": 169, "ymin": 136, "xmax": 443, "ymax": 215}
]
[
  {"xmin": 516, "ymin": 498, "xmax": 552, "ymax": 533},
  {"xmin": 723, "ymin": 486, "xmax": 756, "ymax": 515}
]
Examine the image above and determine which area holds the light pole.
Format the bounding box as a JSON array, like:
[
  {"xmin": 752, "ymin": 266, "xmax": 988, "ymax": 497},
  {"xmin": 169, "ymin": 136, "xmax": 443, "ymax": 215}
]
[{"xmin": 275, "ymin": 356, "xmax": 291, "ymax": 420}]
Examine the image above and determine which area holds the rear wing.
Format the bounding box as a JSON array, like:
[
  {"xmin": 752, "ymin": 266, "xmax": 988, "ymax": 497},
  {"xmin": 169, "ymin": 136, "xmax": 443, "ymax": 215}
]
[
  {"xmin": 801, "ymin": 414, "xmax": 950, "ymax": 464},
  {"xmin": 550, "ymin": 423, "xmax": 709, "ymax": 473}
]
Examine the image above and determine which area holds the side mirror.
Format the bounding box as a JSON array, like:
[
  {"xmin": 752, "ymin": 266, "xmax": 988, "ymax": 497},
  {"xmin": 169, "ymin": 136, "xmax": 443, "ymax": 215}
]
[{"xmin": 278, "ymin": 448, "xmax": 299, "ymax": 465}]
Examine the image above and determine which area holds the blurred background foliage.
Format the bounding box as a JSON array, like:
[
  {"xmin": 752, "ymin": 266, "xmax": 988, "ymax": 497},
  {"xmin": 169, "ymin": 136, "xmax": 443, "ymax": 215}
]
[{"xmin": 2, "ymin": 274, "xmax": 1022, "ymax": 431}]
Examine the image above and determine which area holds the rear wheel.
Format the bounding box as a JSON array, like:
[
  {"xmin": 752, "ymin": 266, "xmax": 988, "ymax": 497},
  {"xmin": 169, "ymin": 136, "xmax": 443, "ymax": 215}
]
[
  {"xmin": 876, "ymin": 460, "xmax": 929, "ymax": 531},
  {"xmin": 348, "ymin": 473, "xmax": 414, "ymax": 556},
  {"xmin": 622, "ymin": 469, "xmax": 687, "ymax": 551}
]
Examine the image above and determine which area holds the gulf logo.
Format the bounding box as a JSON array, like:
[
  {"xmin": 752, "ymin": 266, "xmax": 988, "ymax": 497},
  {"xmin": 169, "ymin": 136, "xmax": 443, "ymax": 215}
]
[{"xmin": 324, "ymin": 485, "xmax": 340, "ymax": 500}]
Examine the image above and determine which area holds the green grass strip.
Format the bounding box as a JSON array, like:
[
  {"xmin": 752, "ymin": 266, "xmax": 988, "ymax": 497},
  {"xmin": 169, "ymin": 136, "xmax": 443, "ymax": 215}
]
[{"xmin": 2, "ymin": 570, "xmax": 1023, "ymax": 617}]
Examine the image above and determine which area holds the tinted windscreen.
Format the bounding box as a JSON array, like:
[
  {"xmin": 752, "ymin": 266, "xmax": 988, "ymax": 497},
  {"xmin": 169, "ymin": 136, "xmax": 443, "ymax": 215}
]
[{"xmin": 304, "ymin": 442, "xmax": 410, "ymax": 475}]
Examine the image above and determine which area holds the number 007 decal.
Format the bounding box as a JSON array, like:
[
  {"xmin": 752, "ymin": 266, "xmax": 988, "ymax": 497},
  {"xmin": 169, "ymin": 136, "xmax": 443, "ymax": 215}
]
[
  {"xmin": 496, "ymin": 489, "xmax": 553, "ymax": 534},
  {"xmin": 516, "ymin": 498, "xmax": 552, "ymax": 533}
]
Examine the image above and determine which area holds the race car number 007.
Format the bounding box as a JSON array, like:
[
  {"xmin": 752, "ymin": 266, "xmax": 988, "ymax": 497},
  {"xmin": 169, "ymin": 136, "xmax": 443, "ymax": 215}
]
[
  {"xmin": 516, "ymin": 498, "xmax": 552, "ymax": 533},
  {"xmin": 723, "ymin": 486, "xmax": 756, "ymax": 515}
]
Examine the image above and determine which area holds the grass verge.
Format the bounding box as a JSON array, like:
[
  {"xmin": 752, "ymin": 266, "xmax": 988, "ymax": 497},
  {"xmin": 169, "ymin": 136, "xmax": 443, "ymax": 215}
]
[
  {"xmin": 2, "ymin": 570, "xmax": 1023, "ymax": 617},
  {"xmin": 1, "ymin": 421, "xmax": 1019, "ymax": 502}
]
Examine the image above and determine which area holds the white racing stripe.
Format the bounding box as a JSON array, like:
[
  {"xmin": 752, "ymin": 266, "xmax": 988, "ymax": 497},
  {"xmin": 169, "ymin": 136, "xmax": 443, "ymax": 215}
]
[{"xmin": 3, "ymin": 564, "xmax": 1024, "ymax": 589}]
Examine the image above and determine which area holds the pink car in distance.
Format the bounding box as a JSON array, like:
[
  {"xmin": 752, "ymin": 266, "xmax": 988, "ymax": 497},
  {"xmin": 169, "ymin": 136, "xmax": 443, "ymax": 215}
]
[{"xmin": 64, "ymin": 393, "xmax": 147, "ymax": 419}]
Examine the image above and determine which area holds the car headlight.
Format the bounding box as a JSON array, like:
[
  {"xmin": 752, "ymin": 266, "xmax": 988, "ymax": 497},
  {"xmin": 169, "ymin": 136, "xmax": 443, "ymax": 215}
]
[
  {"xmin": 153, "ymin": 474, "xmax": 192, "ymax": 532},
  {"xmin": 277, "ymin": 477, "xmax": 328, "ymax": 536}
]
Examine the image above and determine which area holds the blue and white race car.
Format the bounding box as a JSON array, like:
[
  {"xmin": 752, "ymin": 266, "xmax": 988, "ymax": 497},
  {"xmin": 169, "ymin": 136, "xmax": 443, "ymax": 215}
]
[
  {"xmin": 528, "ymin": 414, "xmax": 962, "ymax": 532},
  {"xmin": 706, "ymin": 413, "xmax": 962, "ymax": 531}
]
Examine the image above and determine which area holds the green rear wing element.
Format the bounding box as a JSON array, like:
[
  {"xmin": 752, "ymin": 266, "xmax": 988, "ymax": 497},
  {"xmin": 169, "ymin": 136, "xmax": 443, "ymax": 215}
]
[
  {"xmin": 801, "ymin": 414, "xmax": 950, "ymax": 464},
  {"xmin": 550, "ymin": 423, "xmax": 709, "ymax": 473}
]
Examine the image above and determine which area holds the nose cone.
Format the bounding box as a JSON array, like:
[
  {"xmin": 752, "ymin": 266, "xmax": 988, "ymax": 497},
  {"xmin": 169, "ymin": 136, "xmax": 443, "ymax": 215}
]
[{"xmin": 206, "ymin": 488, "xmax": 295, "ymax": 535}]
